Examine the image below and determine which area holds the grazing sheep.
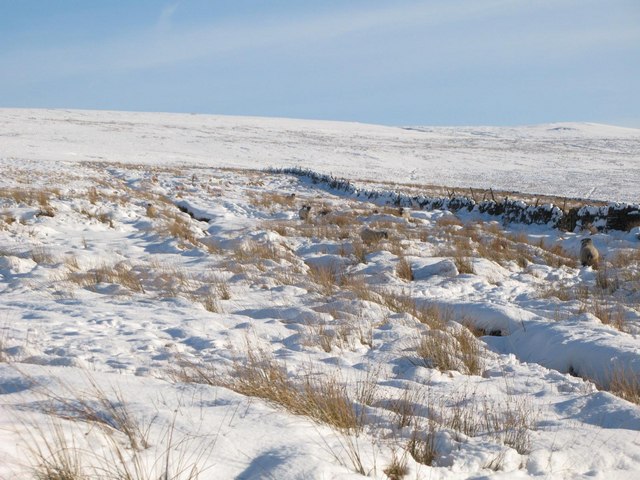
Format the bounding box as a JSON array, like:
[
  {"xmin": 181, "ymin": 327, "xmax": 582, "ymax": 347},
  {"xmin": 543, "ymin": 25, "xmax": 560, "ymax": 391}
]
[
  {"xmin": 299, "ymin": 205, "xmax": 311, "ymax": 220},
  {"xmin": 580, "ymin": 238, "xmax": 599, "ymax": 267},
  {"xmin": 399, "ymin": 207, "xmax": 411, "ymax": 219},
  {"xmin": 360, "ymin": 227, "xmax": 388, "ymax": 244}
]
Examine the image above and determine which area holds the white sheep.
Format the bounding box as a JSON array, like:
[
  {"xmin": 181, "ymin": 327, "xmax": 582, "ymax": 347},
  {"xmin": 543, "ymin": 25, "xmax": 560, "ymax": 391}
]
[
  {"xmin": 360, "ymin": 227, "xmax": 389, "ymax": 244},
  {"xmin": 580, "ymin": 238, "xmax": 599, "ymax": 267},
  {"xmin": 299, "ymin": 205, "xmax": 311, "ymax": 221},
  {"xmin": 399, "ymin": 207, "xmax": 411, "ymax": 219}
]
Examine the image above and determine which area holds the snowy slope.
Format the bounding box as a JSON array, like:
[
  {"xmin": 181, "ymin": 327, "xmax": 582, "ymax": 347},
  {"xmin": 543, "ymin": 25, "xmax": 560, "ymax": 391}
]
[
  {"xmin": 1, "ymin": 110, "xmax": 640, "ymax": 479},
  {"xmin": 1, "ymin": 109, "xmax": 639, "ymax": 202}
]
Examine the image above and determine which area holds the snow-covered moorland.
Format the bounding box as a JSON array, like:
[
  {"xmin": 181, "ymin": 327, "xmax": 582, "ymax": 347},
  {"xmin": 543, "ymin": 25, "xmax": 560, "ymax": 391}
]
[
  {"xmin": 1, "ymin": 109, "xmax": 640, "ymax": 479},
  {"xmin": 1, "ymin": 108, "xmax": 639, "ymax": 203}
]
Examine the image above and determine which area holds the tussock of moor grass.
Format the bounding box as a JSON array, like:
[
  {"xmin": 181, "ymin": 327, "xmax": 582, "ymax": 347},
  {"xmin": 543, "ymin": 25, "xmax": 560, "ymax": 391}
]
[
  {"xmin": 174, "ymin": 348, "xmax": 363, "ymax": 432},
  {"xmin": 248, "ymin": 191, "xmax": 296, "ymax": 210},
  {"xmin": 233, "ymin": 240, "xmax": 282, "ymax": 264},
  {"xmin": 31, "ymin": 246, "xmax": 56, "ymax": 265},
  {"xmin": 396, "ymin": 256, "xmax": 414, "ymax": 281},
  {"xmin": 435, "ymin": 215, "xmax": 463, "ymax": 228},
  {"xmin": 28, "ymin": 419, "xmax": 87, "ymax": 480},
  {"xmin": 351, "ymin": 240, "xmax": 369, "ymax": 264},
  {"xmin": 339, "ymin": 274, "xmax": 377, "ymax": 303},
  {"xmin": 383, "ymin": 451, "xmax": 409, "ymax": 480},
  {"xmin": 375, "ymin": 291, "xmax": 448, "ymax": 330},
  {"xmin": 406, "ymin": 424, "xmax": 438, "ymax": 466},
  {"xmin": 66, "ymin": 262, "xmax": 145, "ymax": 293},
  {"xmin": 608, "ymin": 366, "xmax": 640, "ymax": 405},
  {"xmin": 482, "ymin": 397, "xmax": 537, "ymax": 454},
  {"xmin": 308, "ymin": 262, "xmax": 340, "ymax": 296},
  {"xmin": 167, "ymin": 217, "xmax": 199, "ymax": 245},
  {"xmin": 417, "ymin": 326, "xmax": 484, "ymax": 375},
  {"xmin": 387, "ymin": 386, "xmax": 423, "ymax": 429},
  {"xmin": 24, "ymin": 372, "xmax": 153, "ymax": 453}
]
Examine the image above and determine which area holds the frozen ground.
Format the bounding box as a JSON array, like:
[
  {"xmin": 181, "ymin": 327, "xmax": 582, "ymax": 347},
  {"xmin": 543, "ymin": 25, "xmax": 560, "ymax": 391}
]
[
  {"xmin": 1, "ymin": 108, "xmax": 639, "ymax": 202},
  {"xmin": 0, "ymin": 110, "xmax": 640, "ymax": 479}
]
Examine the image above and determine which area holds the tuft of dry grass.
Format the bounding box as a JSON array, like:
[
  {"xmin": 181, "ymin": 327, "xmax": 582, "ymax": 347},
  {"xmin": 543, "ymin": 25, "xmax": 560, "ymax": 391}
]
[
  {"xmin": 299, "ymin": 374, "xmax": 362, "ymax": 431},
  {"xmin": 233, "ymin": 240, "xmax": 282, "ymax": 265},
  {"xmin": 147, "ymin": 260, "xmax": 195, "ymax": 297},
  {"xmin": 608, "ymin": 366, "xmax": 640, "ymax": 405},
  {"xmin": 595, "ymin": 264, "xmax": 620, "ymax": 293},
  {"xmin": 21, "ymin": 395, "xmax": 208, "ymax": 480},
  {"xmin": 387, "ymin": 386, "xmax": 422, "ymax": 429},
  {"xmin": 537, "ymin": 282, "xmax": 573, "ymax": 302},
  {"xmin": 417, "ymin": 326, "xmax": 484, "ymax": 375},
  {"xmin": 79, "ymin": 209, "xmax": 113, "ymax": 228},
  {"xmin": 476, "ymin": 232, "xmax": 533, "ymax": 268},
  {"xmin": 435, "ymin": 215, "xmax": 463, "ymax": 228},
  {"xmin": 483, "ymin": 397, "xmax": 537, "ymax": 454},
  {"xmin": 0, "ymin": 326, "xmax": 10, "ymax": 363},
  {"xmin": 198, "ymin": 292, "xmax": 221, "ymax": 313},
  {"xmin": 396, "ymin": 256, "xmax": 414, "ymax": 281},
  {"xmin": 376, "ymin": 290, "xmax": 420, "ymax": 318},
  {"xmin": 65, "ymin": 262, "xmax": 145, "ymax": 294},
  {"xmin": 325, "ymin": 213, "xmax": 360, "ymax": 227},
  {"xmin": 248, "ymin": 191, "xmax": 297, "ymax": 211},
  {"xmin": 31, "ymin": 246, "xmax": 56, "ymax": 265},
  {"xmin": 87, "ymin": 186, "xmax": 99, "ymax": 204},
  {"xmin": 583, "ymin": 294, "xmax": 628, "ymax": 331},
  {"xmin": 454, "ymin": 327, "xmax": 484, "ymax": 375},
  {"xmin": 374, "ymin": 291, "xmax": 449, "ymax": 330},
  {"xmin": 0, "ymin": 210, "xmax": 17, "ymax": 228},
  {"xmin": 610, "ymin": 249, "xmax": 640, "ymax": 269},
  {"xmin": 304, "ymin": 321, "xmax": 334, "ymax": 353},
  {"xmin": 417, "ymin": 330, "xmax": 458, "ymax": 372},
  {"xmin": 351, "ymin": 240, "xmax": 369, "ymax": 264},
  {"xmin": 0, "ymin": 187, "xmax": 60, "ymax": 207},
  {"xmin": 27, "ymin": 418, "xmax": 87, "ymax": 480},
  {"xmin": 539, "ymin": 243, "xmax": 576, "ymax": 268},
  {"xmin": 174, "ymin": 346, "xmax": 365, "ymax": 433},
  {"xmin": 63, "ymin": 255, "xmax": 80, "ymax": 272},
  {"xmin": 308, "ymin": 262, "xmax": 341, "ymax": 296},
  {"xmin": 36, "ymin": 190, "xmax": 56, "ymax": 217},
  {"xmin": 166, "ymin": 217, "xmax": 199, "ymax": 246},
  {"xmin": 213, "ymin": 276, "xmax": 231, "ymax": 300},
  {"xmin": 406, "ymin": 423, "xmax": 438, "ymax": 466},
  {"xmin": 340, "ymin": 274, "xmax": 377, "ymax": 303},
  {"xmin": 453, "ymin": 256, "xmax": 474, "ymax": 274},
  {"xmin": 383, "ymin": 450, "xmax": 409, "ymax": 480},
  {"xmin": 24, "ymin": 373, "xmax": 153, "ymax": 453},
  {"xmin": 435, "ymin": 233, "xmax": 475, "ymax": 274}
]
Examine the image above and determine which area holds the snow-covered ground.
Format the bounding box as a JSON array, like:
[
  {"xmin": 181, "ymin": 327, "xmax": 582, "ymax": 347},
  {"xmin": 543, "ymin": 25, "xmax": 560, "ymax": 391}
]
[
  {"xmin": 1, "ymin": 109, "xmax": 640, "ymax": 479},
  {"xmin": 1, "ymin": 108, "xmax": 639, "ymax": 202}
]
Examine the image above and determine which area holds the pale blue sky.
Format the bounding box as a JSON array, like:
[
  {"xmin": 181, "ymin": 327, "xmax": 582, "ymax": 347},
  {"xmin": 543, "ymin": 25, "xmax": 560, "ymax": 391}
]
[{"xmin": 1, "ymin": 0, "xmax": 638, "ymax": 126}]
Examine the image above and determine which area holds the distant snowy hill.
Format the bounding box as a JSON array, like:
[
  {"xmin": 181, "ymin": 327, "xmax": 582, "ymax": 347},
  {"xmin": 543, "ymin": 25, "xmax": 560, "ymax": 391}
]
[{"xmin": 1, "ymin": 109, "xmax": 639, "ymax": 202}]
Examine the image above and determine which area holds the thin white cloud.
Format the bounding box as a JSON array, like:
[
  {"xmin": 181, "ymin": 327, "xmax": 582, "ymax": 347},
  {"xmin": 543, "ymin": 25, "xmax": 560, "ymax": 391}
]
[
  {"xmin": 1, "ymin": 0, "xmax": 637, "ymax": 84},
  {"xmin": 156, "ymin": 2, "xmax": 180, "ymax": 31}
]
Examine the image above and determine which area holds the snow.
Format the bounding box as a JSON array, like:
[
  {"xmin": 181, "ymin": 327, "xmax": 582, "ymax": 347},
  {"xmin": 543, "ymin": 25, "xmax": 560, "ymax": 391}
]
[
  {"xmin": 0, "ymin": 108, "xmax": 640, "ymax": 479},
  {"xmin": 1, "ymin": 108, "xmax": 639, "ymax": 202}
]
